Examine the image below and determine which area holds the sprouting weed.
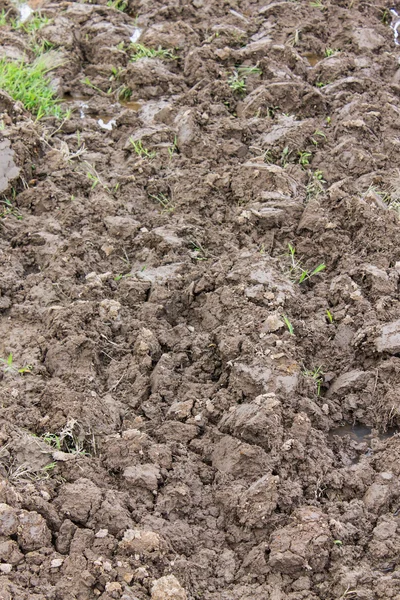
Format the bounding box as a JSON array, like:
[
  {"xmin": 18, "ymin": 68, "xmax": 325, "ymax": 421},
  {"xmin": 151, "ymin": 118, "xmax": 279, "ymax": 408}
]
[
  {"xmin": 326, "ymin": 309, "xmax": 334, "ymax": 324},
  {"xmin": 168, "ymin": 135, "xmax": 179, "ymax": 158},
  {"xmin": 129, "ymin": 138, "xmax": 156, "ymax": 159},
  {"xmin": 298, "ymin": 262, "xmax": 326, "ymax": 283},
  {"xmin": 282, "ymin": 315, "xmax": 294, "ymax": 335},
  {"xmin": 298, "ymin": 150, "xmax": 312, "ymax": 167},
  {"xmin": 325, "ymin": 48, "xmax": 339, "ymax": 57},
  {"xmin": 107, "ymin": 0, "xmax": 128, "ymax": 11},
  {"xmin": 310, "ymin": 0, "xmax": 325, "ymax": 9},
  {"xmin": 130, "ymin": 43, "xmax": 177, "ymax": 61},
  {"xmin": 287, "ymin": 243, "xmax": 326, "ymax": 284},
  {"xmin": 310, "ymin": 129, "xmax": 326, "ymax": 146},
  {"xmin": 228, "ymin": 71, "xmax": 246, "ymax": 94},
  {"xmin": 42, "ymin": 419, "xmax": 91, "ymax": 456},
  {"xmin": 0, "ymin": 55, "xmax": 65, "ymax": 119},
  {"xmin": 149, "ymin": 192, "xmax": 174, "ymax": 213},
  {"xmin": 306, "ymin": 170, "xmax": 326, "ymax": 201},
  {"xmin": 302, "ymin": 366, "xmax": 324, "ymax": 396},
  {"xmin": 0, "ymin": 353, "xmax": 32, "ymax": 375}
]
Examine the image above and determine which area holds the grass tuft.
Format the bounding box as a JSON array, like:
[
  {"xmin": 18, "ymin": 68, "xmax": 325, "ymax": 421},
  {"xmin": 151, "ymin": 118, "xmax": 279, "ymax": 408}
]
[
  {"xmin": 0, "ymin": 54, "xmax": 65, "ymax": 119},
  {"xmin": 130, "ymin": 43, "xmax": 177, "ymax": 61}
]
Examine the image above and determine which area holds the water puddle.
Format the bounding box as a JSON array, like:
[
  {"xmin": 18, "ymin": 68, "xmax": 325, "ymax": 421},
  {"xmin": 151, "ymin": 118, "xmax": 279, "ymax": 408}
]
[
  {"xmin": 330, "ymin": 423, "xmax": 397, "ymax": 442},
  {"xmin": 130, "ymin": 27, "xmax": 143, "ymax": 43},
  {"xmin": 97, "ymin": 116, "xmax": 116, "ymax": 130},
  {"xmin": 390, "ymin": 9, "xmax": 400, "ymax": 46},
  {"xmin": 62, "ymin": 93, "xmax": 90, "ymax": 119},
  {"xmin": 119, "ymin": 99, "xmax": 142, "ymax": 111},
  {"xmin": 303, "ymin": 52, "xmax": 324, "ymax": 67}
]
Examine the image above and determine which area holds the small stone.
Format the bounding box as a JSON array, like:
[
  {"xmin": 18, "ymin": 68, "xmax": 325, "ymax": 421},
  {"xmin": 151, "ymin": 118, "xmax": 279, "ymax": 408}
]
[
  {"xmin": 123, "ymin": 572, "xmax": 134, "ymax": 584},
  {"xmin": 0, "ymin": 564, "xmax": 12, "ymax": 574},
  {"xmin": 50, "ymin": 558, "xmax": 64, "ymax": 568},
  {"xmin": 105, "ymin": 582, "xmax": 122, "ymax": 593},
  {"xmin": 151, "ymin": 575, "xmax": 187, "ymax": 600},
  {"xmin": 264, "ymin": 314, "xmax": 284, "ymax": 332},
  {"xmin": 95, "ymin": 529, "xmax": 109, "ymax": 538}
]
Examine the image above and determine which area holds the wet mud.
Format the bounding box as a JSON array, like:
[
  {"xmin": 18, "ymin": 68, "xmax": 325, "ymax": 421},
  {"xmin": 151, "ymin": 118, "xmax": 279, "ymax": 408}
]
[{"xmin": 1, "ymin": 0, "xmax": 400, "ymax": 598}]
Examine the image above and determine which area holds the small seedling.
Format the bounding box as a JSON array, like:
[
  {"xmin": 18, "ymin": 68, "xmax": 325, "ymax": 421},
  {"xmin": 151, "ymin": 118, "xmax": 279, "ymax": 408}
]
[
  {"xmin": 107, "ymin": 0, "xmax": 128, "ymax": 10},
  {"xmin": 0, "ymin": 198, "xmax": 22, "ymax": 220},
  {"xmin": 333, "ymin": 539, "xmax": 343, "ymax": 546},
  {"xmin": 287, "ymin": 243, "xmax": 326, "ymax": 284},
  {"xmin": 303, "ymin": 366, "xmax": 324, "ymax": 396},
  {"xmin": 298, "ymin": 263, "xmax": 326, "ymax": 283},
  {"xmin": 42, "ymin": 419, "xmax": 90, "ymax": 456},
  {"xmin": 168, "ymin": 135, "xmax": 179, "ymax": 158},
  {"xmin": 381, "ymin": 8, "xmax": 390, "ymax": 25},
  {"xmin": 228, "ymin": 70, "xmax": 246, "ymax": 94},
  {"xmin": 282, "ymin": 315, "xmax": 294, "ymax": 335},
  {"xmin": 12, "ymin": 14, "xmax": 50, "ymax": 33},
  {"xmin": 310, "ymin": 0, "xmax": 325, "ymax": 8},
  {"xmin": 326, "ymin": 309, "xmax": 334, "ymax": 323},
  {"xmin": 149, "ymin": 192, "xmax": 174, "ymax": 213},
  {"xmin": 306, "ymin": 170, "xmax": 326, "ymax": 201},
  {"xmin": 130, "ymin": 43, "xmax": 177, "ymax": 61},
  {"xmin": 310, "ymin": 129, "xmax": 326, "ymax": 146},
  {"xmin": 0, "ymin": 9, "xmax": 8, "ymax": 26},
  {"xmin": 237, "ymin": 65, "xmax": 262, "ymax": 76},
  {"xmin": 316, "ymin": 81, "xmax": 329, "ymax": 88},
  {"xmin": 298, "ymin": 151, "xmax": 312, "ymax": 167},
  {"xmin": 129, "ymin": 137, "xmax": 156, "ymax": 159},
  {"xmin": 324, "ymin": 48, "xmax": 339, "ymax": 57},
  {"xmin": 84, "ymin": 162, "xmax": 109, "ymax": 191},
  {"xmin": 0, "ymin": 353, "xmax": 32, "ymax": 375}
]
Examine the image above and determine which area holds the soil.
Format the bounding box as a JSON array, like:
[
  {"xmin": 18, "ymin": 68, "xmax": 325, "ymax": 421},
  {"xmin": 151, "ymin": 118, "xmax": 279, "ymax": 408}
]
[{"xmin": 1, "ymin": 0, "xmax": 400, "ymax": 598}]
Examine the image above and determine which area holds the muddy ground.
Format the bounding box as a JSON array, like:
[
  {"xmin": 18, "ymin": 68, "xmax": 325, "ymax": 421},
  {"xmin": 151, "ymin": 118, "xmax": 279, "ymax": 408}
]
[{"xmin": 2, "ymin": 0, "xmax": 400, "ymax": 598}]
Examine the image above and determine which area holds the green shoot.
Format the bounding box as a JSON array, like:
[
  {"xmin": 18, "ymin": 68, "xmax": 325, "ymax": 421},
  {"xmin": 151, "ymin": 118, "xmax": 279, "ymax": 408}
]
[
  {"xmin": 286, "ymin": 243, "xmax": 325, "ymax": 284},
  {"xmin": 0, "ymin": 56, "xmax": 65, "ymax": 119},
  {"xmin": 130, "ymin": 43, "xmax": 177, "ymax": 61},
  {"xmin": 228, "ymin": 71, "xmax": 246, "ymax": 94},
  {"xmin": 168, "ymin": 135, "xmax": 179, "ymax": 158},
  {"xmin": 310, "ymin": 129, "xmax": 326, "ymax": 146},
  {"xmin": 310, "ymin": 0, "xmax": 325, "ymax": 8},
  {"xmin": 0, "ymin": 353, "xmax": 32, "ymax": 375},
  {"xmin": 302, "ymin": 366, "xmax": 324, "ymax": 396},
  {"xmin": 107, "ymin": 0, "xmax": 128, "ymax": 10},
  {"xmin": 282, "ymin": 315, "xmax": 294, "ymax": 335},
  {"xmin": 298, "ymin": 151, "xmax": 312, "ymax": 167},
  {"xmin": 333, "ymin": 540, "xmax": 343, "ymax": 546},
  {"xmin": 42, "ymin": 420, "xmax": 89, "ymax": 456},
  {"xmin": 316, "ymin": 81, "xmax": 329, "ymax": 88},
  {"xmin": 129, "ymin": 138, "xmax": 156, "ymax": 159},
  {"xmin": 324, "ymin": 48, "xmax": 339, "ymax": 57},
  {"xmin": 0, "ymin": 9, "xmax": 8, "ymax": 26},
  {"xmin": 237, "ymin": 65, "xmax": 262, "ymax": 76},
  {"xmin": 326, "ymin": 309, "xmax": 333, "ymax": 324},
  {"xmin": 12, "ymin": 14, "xmax": 50, "ymax": 33},
  {"xmin": 298, "ymin": 263, "xmax": 326, "ymax": 283},
  {"xmin": 149, "ymin": 192, "xmax": 175, "ymax": 213}
]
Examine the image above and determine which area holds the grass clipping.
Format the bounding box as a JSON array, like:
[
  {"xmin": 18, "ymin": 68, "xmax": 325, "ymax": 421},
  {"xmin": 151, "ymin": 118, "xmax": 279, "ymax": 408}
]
[{"xmin": 0, "ymin": 51, "xmax": 65, "ymax": 119}]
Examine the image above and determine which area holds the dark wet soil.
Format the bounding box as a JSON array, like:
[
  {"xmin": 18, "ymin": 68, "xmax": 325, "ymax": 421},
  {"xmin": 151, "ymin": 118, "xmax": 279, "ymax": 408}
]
[{"xmin": 2, "ymin": 0, "xmax": 400, "ymax": 598}]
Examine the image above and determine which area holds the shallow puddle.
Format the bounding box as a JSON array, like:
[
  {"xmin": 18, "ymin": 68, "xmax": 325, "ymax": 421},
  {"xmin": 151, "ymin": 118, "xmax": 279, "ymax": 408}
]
[
  {"xmin": 303, "ymin": 52, "xmax": 324, "ymax": 67},
  {"xmin": 97, "ymin": 116, "xmax": 116, "ymax": 130},
  {"xmin": 330, "ymin": 423, "xmax": 398, "ymax": 442},
  {"xmin": 119, "ymin": 99, "xmax": 142, "ymax": 111},
  {"xmin": 390, "ymin": 9, "xmax": 400, "ymax": 46}
]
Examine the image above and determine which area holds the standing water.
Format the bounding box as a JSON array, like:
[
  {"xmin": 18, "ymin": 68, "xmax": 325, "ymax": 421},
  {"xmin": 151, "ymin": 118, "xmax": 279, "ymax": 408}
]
[{"xmin": 390, "ymin": 9, "xmax": 400, "ymax": 45}]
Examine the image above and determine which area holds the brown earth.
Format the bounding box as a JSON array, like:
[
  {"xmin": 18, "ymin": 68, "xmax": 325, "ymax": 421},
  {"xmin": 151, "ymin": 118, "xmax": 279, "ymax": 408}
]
[{"xmin": 1, "ymin": 0, "xmax": 400, "ymax": 598}]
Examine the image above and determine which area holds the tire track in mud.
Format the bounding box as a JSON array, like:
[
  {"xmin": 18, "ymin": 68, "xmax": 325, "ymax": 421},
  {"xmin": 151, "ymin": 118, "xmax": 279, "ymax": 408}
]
[{"xmin": 1, "ymin": 0, "xmax": 400, "ymax": 598}]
